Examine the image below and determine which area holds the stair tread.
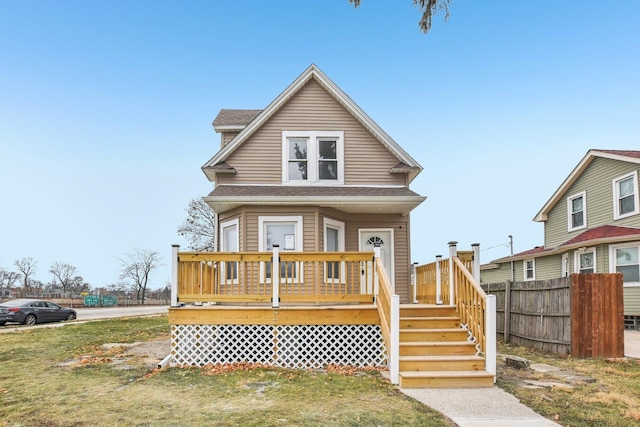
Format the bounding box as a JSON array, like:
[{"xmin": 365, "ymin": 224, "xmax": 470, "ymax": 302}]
[
  {"xmin": 400, "ymin": 370, "xmax": 493, "ymax": 378},
  {"xmin": 400, "ymin": 340, "xmax": 475, "ymax": 346},
  {"xmin": 400, "ymin": 328, "xmax": 466, "ymax": 332},
  {"xmin": 400, "ymin": 316, "xmax": 460, "ymax": 320},
  {"xmin": 399, "ymin": 355, "xmax": 483, "ymax": 361}
]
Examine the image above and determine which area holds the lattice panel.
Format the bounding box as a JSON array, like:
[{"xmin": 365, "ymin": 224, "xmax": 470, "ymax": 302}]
[{"xmin": 171, "ymin": 324, "xmax": 387, "ymax": 368}]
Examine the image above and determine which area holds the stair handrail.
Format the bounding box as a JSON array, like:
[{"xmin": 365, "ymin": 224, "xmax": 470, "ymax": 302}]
[
  {"xmin": 374, "ymin": 252, "xmax": 399, "ymax": 385},
  {"xmin": 452, "ymin": 256, "xmax": 496, "ymax": 379}
]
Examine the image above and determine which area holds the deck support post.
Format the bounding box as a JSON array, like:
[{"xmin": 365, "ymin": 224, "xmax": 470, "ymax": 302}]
[
  {"xmin": 472, "ymin": 243, "xmax": 481, "ymax": 283},
  {"xmin": 435, "ymin": 255, "xmax": 443, "ymax": 304},
  {"xmin": 448, "ymin": 241, "xmax": 458, "ymax": 306},
  {"xmin": 171, "ymin": 244, "xmax": 179, "ymax": 307},
  {"xmin": 486, "ymin": 294, "xmax": 497, "ymax": 381},
  {"xmin": 272, "ymin": 244, "xmax": 280, "ymax": 308}
]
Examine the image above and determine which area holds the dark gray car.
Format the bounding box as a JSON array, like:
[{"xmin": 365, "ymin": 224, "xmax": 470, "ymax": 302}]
[{"xmin": 0, "ymin": 299, "xmax": 77, "ymax": 326}]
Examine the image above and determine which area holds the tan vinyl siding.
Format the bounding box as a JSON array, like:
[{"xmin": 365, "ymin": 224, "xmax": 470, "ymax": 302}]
[
  {"xmin": 624, "ymin": 286, "xmax": 640, "ymax": 316},
  {"xmin": 545, "ymin": 158, "xmax": 640, "ymax": 248},
  {"xmin": 532, "ymin": 255, "xmax": 562, "ymax": 280},
  {"xmin": 217, "ymin": 78, "xmax": 405, "ymax": 186},
  {"xmin": 222, "ymin": 131, "xmax": 239, "ymax": 147}
]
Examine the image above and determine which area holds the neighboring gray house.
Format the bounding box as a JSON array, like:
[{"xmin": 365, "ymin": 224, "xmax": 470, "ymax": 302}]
[{"xmin": 481, "ymin": 149, "xmax": 640, "ymax": 322}]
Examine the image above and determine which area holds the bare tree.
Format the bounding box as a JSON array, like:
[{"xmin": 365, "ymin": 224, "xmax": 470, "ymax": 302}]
[
  {"xmin": 15, "ymin": 257, "xmax": 38, "ymax": 293},
  {"xmin": 349, "ymin": 0, "xmax": 451, "ymax": 34},
  {"xmin": 177, "ymin": 198, "xmax": 216, "ymax": 251},
  {"xmin": 0, "ymin": 267, "xmax": 19, "ymax": 298},
  {"xmin": 49, "ymin": 261, "xmax": 79, "ymax": 297},
  {"xmin": 119, "ymin": 249, "xmax": 163, "ymax": 304}
]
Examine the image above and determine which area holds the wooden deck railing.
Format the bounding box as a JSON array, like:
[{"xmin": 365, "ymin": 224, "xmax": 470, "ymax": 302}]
[
  {"xmin": 174, "ymin": 250, "xmax": 376, "ymax": 305},
  {"xmin": 413, "ymin": 242, "xmax": 496, "ymax": 378}
]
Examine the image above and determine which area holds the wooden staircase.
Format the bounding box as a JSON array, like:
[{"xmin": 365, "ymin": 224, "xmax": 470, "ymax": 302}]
[{"xmin": 398, "ymin": 305, "xmax": 494, "ymax": 388}]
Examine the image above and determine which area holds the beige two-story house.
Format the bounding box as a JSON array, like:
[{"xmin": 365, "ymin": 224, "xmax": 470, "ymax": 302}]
[
  {"xmin": 201, "ymin": 64, "xmax": 426, "ymax": 303},
  {"xmin": 481, "ymin": 149, "xmax": 640, "ymax": 323}
]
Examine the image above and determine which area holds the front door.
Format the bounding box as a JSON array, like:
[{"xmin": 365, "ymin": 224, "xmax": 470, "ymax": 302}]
[{"xmin": 359, "ymin": 229, "xmax": 394, "ymax": 291}]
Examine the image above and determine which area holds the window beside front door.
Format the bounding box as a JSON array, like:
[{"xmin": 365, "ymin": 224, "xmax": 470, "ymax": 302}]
[
  {"xmin": 613, "ymin": 171, "xmax": 639, "ymax": 220},
  {"xmin": 575, "ymin": 249, "xmax": 596, "ymax": 274},
  {"xmin": 567, "ymin": 191, "xmax": 587, "ymax": 231},
  {"xmin": 324, "ymin": 218, "xmax": 345, "ymax": 282},
  {"xmin": 610, "ymin": 243, "xmax": 640, "ymax": 286},
  {"xmin": 258, "ymin": 216, "xmax": 303, "ymax": 282},
  {"xmin": 220, "ymin": 219, "xmax": 239, "ymax": 282}
]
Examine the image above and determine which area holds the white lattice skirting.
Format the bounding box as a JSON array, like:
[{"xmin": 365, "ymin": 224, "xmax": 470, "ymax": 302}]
[{"xmin": 171, "ymin": 324, "xmax": 388, "ymax": 369}]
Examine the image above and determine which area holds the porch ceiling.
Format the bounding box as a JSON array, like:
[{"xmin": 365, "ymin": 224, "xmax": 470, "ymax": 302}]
[{"xmin": 204, "ymin": 185, "xmax": 426, "ymax": 215}]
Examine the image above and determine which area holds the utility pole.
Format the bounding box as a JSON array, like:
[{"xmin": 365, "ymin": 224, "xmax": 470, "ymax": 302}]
[{"xmin": 509, "ymin": 235, "xmax": 514, "ymax": 282}]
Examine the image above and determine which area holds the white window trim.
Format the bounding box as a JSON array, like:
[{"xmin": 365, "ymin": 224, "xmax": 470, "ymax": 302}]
[
  {"xmin": 258, "ymin": 216, "xmax": 304, "ymax": 284},
  {"xmin": 282, "ymin": 131, "xmax": 344, "ymax": 185},
  {"xmin": 561, "ymin": 253, "xmax": 569, "ymax": 278},
  {"xmin": 612, "ymin": 170, "xmax": 639, "ymax": 220},
  {"xmin": 567, "ymin": 191, "xmax": 587, "ymax": 232},
  {"xmin": 323, "ymin": 218, "xmax": 346, "ymax": 283},
  {"xmin": 574, "ymin": 247, "xmax": 596, "ymax": 274},
  {"xmin": 609, "ymin": 242, "xmax": 640, "ymax": 287},
  {"xmin": 219, "ymin": 219, "xmax": 239, "ymax": 284},
  {"xmin": 523, "ymin": 259, "xmax": 535, "ymax": 281}
]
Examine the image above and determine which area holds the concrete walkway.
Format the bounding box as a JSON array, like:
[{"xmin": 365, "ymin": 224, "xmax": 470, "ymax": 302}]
[
  {"xmin": 401, "ymin": 330, "xmax": 640, "ymax": 426},
  {"xmin": 401, "ymin": 387, "xmax": 561, "ymax": 427}
]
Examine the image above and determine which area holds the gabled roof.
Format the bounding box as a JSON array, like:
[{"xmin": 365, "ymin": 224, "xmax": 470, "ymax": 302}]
[
  {"xmin": 202, "ymin": 64, "xmax": 423, "ymax": 182},
  {"xmin": 534, "ymin": 149, "xmax": 640, "ymax": 222}
]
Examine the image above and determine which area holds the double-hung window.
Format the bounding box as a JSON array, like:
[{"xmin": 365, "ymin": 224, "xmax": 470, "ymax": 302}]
[
  {"xmin": 575, "ymin": 249, "xmax": 596, "ymax": 274},
  {"xmin": 567, "ymin": 191, "xmax": 586, "ymax": 231},
  {"xmin": 220, "ymin": 219, "xmax": 239, "ymax": 282},
  {"xmin": 613, "ymin": 171, "xmax": 639, "ymax": 220},
  {"xmin": 282, "ymin": 131, "xmax": 344, "ymax": 185},
  {"xmin": 610, "ymin": 243, "xmax": 640, "ymax": 286},
  {"xmin": 323, "ymin": 218, "xmax": 345, "ymax": 283},
  {"xmin": 523, "ymin": 259, "xmax": 535, "ymax": 281}
]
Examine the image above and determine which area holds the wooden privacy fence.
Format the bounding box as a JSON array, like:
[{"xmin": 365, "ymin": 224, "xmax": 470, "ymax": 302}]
[{"xmin": 482, "ymin": 273, "xmax": 624, "ymax": 357}]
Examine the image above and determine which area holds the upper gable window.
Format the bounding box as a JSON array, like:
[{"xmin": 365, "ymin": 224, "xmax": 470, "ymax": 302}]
[
  {"xmin": 567, "ymin": 191, "xmax": 587, "ymax": 232},
  {"xmin": 613, "ymin": 171, "xmax": 639, "ymax": 220},
  {"xmin": 282, "ymin": 131, "xmax": 344, "ymax": 185}
]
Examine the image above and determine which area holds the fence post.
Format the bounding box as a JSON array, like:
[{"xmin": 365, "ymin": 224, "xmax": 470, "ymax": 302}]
[
  {"xmin": 472, "ymin": 243, "xmax": 480, "ymax": 283},
  {"xmin": 435, "ymin": 255, "xmax": 443, "ymax": 304},
  {"xmin": 504, "ymin": 280, "xmax": 511, "ymax": 344},
  {"xmin": 448, "ymin": 241, "xmax": 458, "ymax": 305},
  {"xmin": 486, "ymin": 294, "xmax": 497, "ymax": 381},
  {"xmin": 171, "ymin": 244, "xmax": 179, "ymax": 307}
]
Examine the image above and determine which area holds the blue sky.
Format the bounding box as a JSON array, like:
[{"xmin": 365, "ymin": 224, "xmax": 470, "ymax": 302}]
[{"xmin": 1, "ymin": 1, "xmax": 639, "ymax": 289}]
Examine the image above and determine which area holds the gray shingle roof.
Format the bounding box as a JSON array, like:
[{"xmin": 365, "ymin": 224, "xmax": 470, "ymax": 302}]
[{"xmin": 212, "ymin": 109, "xmax": 262, "ymax": 127}]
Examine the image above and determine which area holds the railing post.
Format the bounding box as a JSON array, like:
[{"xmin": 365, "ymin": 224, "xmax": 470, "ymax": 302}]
[
  {"xmin": 412, "ymin": 262, "xmax": 418, "ymax": 304},
  {"xmin": 472, "ymin": 243, "xmax": 481, "ymax": 284},
  {"xmin": 171, "ymin": 244, "xmax": 179, "ymax": 307},
  {"xmin": 448, "ymin": 241, "xmax": 458, "ymax": 306},
  {"xmin": 435, "ymin": 255, "xmax": 443, "ymax": 304},
  {"xmin": 390, "ymin": 293, "xmax": 400, "ymax": 385},
  {"xmin": 373, "ymin": 243, "xmax": 381, "ymax": 296},
  {"xmin": 272, "ymin": 244, "xmax": 280, "ymax": 308},
  {"xmin": 486, "ymin": 294, "xmax": 497, "ymax": 381}
]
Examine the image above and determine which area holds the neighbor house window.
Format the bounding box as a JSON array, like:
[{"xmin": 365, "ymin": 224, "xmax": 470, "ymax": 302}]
[
  {"xmin": 610, "ymin": 243, "xmax": 640, "ymax": 286},
  {"xmin": 613, "ymin": 171, "xmax": 639, "ymax": 220},
  {"xmin": 282, "ymin": 131, "xmax": 344, "ymax": 185},
  {"xmin": 567, "ymin": 191, "xmax": 587, "ymax": 231},
  {"xmin": 258, "ymin": 216, "xmax": 303, "ymax": 282},
  {"xmin": 323, "ymin": 218, "xmax": 345, "ymax": 282},
  {"xmin": 574, "ymin": 249, "xmax": 596, "ymax": 274},
  {"xmin": 523, "ymin": 259, "xmax": 535, "ymax": 281}
]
